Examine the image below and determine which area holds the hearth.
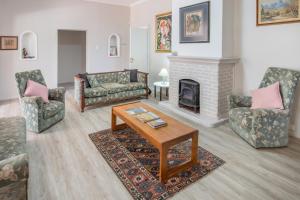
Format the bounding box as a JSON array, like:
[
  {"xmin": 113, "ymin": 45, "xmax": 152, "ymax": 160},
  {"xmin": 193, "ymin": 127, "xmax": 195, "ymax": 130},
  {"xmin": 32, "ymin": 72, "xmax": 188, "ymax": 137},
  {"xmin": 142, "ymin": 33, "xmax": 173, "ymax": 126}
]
[{"xmin": 179, "ymin": 79, "xmax": 200, "ymax": 113}]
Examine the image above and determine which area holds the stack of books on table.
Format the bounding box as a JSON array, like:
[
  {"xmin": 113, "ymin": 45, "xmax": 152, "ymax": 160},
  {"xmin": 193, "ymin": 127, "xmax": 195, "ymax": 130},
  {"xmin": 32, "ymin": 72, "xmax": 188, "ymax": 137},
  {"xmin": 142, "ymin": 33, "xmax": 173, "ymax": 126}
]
[{"xmin": 126, "ymin": 107, "xmax": 167, "ymax": 129}]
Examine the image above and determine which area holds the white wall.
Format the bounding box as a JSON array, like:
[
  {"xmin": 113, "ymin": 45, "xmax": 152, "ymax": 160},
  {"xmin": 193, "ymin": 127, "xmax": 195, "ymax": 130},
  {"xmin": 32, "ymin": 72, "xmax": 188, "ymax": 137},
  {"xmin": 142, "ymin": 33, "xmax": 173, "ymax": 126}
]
[
  {"xmin": 172, "ymin": 0, "xmax": 235, "ymax": 58},
  {"xmin": 130, "ymin": 0, "xmax": 172, "ymax": 85},
  {"xmin": 58, "ymin": 30, "xmax": 86, "ymax": 84},
  {"xmin": 235, "ymin": 0, "xmax": 300, "ymax": 138},
  {"xmin": 0, "ymin": 0, "xmax": 130, "ymax": 100}
]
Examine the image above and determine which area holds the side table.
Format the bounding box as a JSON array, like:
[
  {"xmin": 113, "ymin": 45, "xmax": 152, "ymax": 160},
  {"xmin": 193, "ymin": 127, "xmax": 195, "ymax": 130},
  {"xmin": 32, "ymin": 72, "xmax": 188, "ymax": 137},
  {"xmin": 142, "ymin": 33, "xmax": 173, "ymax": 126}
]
[{"xmin": 154, "ymin": 81, "xmax": 169, "ymax": 101}]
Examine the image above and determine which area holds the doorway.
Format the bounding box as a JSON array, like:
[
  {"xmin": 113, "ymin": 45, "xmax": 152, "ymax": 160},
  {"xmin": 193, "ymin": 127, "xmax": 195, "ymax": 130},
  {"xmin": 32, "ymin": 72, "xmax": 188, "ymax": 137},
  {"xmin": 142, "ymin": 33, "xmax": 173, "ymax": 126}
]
[
  {"xmin": 130, "ymin": 27, "xmax": 149, "ymax": 73},
  {"xmin": 58, "ymin": 30, "xmax": 86, "ymax": 86}
]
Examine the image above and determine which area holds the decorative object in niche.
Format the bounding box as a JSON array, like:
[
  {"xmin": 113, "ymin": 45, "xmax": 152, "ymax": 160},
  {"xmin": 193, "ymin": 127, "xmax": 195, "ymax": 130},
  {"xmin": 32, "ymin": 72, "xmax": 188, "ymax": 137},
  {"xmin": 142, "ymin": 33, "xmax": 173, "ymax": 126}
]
[
  {"xmin": 180, "ymin": 1, "xmax": 210, "ymax": 43},
  {"xmin": 20, "ymin": 31, "xmax": 38, "ymax": 60},
  {"xmin": 155, "ymin": 12, "xmax": 172, "ymax": 53},
  {"xmin": 108, "ymin": 33, "xmax": 120, "ymax": 57},
  {"xmin": 257, "ymin": 0, "xmax": 300, "ymax": 26},
  {"xmin": 0, "ymin": 36, "xmax": 18, "ymax": 50}
]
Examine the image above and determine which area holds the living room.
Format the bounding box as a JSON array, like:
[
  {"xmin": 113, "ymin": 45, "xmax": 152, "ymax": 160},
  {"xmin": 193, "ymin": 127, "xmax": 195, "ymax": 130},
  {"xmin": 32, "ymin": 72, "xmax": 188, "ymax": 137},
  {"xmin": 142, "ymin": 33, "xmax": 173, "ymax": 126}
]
[{"xmin": 1, "ymin": 0, "xmax": 300, "ymax": 200}]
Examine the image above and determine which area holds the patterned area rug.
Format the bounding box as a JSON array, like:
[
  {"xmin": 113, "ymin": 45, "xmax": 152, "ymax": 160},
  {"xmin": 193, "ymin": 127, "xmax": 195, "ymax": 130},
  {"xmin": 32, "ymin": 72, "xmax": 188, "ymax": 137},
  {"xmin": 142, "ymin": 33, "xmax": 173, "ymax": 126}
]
[{"xmin": 89, "ymin": 127, "xmax": 225, "ymax": 200}]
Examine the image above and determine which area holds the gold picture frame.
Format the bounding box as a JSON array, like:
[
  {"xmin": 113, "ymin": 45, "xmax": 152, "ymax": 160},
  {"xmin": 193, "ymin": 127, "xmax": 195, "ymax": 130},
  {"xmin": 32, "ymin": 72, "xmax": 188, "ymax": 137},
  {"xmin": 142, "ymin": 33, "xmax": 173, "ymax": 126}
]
[
  {"xmin": 155, "ymin": 12, "xmax": 172, "ymax": 53},
  {"xmin": 257, "ymin": 0, "xmax": 300, "ymax": 26},
  {"xmin": 0, "ymin": 36, "xmax": 18, "ymax": 50}
]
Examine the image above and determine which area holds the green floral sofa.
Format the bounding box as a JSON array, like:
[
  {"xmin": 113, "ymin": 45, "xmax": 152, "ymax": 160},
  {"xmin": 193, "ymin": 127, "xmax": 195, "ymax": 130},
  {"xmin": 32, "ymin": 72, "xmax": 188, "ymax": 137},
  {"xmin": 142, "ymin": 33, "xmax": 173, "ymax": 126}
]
[
  {"xmin": 15, "ymin": 70, "xmax": 66, "ymax": 133},
  {"xmin": 0, "ymin": 117, "xmax": 28, "ymax": 200},
  {"xmin": 228, "ymin": 67, "xmax": 300, "ymax": 148},
  {"xmin": 74, "ymin": 70, "xmax": 148, "ymax": 112}
]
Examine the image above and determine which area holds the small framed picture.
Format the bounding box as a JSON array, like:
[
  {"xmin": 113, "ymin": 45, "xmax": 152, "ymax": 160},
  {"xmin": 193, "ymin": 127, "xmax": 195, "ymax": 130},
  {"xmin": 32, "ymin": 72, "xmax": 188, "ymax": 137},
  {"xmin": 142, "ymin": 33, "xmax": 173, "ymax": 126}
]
[
  {"xmin": 180, "ymin": 1, "xmax": 210, "ymax": 43},
  {"xmin": 155, "ymin": 12, "xmax": 172, "ymax": 53},
  {"xmin": 257, "ymin": 0, "xmax": 300, "ymax": 26},
  {"xmin": 0, "ymin": 36, "xmax": 18, "ymax": 50}
]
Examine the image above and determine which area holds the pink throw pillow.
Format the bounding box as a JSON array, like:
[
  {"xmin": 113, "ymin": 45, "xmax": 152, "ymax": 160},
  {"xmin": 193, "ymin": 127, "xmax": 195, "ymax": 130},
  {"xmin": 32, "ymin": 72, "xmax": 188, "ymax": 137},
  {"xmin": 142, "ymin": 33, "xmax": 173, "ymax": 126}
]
[
  {"xmin": 24, "ymin": 80, "xmax": 49, "ymax": 103},
  {"xmin": 251, "ymin": 82, "xmax": 284, "ymax": 110}
]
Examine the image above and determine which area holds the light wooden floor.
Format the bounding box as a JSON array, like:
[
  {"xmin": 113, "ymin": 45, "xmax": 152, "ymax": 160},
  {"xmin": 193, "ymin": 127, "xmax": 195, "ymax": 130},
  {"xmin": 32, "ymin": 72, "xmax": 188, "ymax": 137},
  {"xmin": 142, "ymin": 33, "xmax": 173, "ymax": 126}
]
[{"xmin": 1, "ymin": 90, "xmax": 300, "ymax": 200}]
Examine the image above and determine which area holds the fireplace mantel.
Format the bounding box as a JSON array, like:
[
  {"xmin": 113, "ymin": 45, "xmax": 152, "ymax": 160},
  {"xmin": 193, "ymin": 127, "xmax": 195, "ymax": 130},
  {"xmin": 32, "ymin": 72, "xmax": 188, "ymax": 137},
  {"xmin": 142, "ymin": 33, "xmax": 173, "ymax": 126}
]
[{"xmin": 168, "ymin": 56, "xmax": 240, "ymax": 65}]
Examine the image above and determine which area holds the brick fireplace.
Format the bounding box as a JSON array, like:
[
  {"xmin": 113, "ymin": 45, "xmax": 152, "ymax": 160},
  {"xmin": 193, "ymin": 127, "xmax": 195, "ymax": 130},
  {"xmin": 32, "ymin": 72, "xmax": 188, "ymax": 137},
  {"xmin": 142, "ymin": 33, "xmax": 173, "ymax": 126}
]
[{"xmin": 160, "ymin": 56, "xmax": 239, "ymax": 127}]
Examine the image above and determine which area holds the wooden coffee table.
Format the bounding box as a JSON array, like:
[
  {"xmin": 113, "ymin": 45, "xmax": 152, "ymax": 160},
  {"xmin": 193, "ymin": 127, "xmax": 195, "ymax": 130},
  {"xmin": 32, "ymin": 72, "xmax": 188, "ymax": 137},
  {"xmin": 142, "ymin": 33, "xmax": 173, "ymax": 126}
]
[{"xmin": 111, "ymin": 102, "xmax": 199, "ymax": 183}]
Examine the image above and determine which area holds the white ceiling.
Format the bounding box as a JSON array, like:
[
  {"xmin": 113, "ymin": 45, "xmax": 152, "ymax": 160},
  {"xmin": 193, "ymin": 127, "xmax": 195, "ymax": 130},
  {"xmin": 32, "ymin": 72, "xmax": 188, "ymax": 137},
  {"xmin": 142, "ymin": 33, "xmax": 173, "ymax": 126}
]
[{"xmin": 84, "ymin": 0, "xmax": 144, "ymax": 7}]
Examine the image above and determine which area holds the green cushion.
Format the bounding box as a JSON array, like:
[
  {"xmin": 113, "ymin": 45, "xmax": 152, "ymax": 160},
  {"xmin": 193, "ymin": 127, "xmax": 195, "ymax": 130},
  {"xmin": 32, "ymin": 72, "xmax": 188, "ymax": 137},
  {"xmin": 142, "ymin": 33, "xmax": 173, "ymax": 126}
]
[
  {"xmin": 124, "ymin": 82, "xmax": 147, "ymax": 91},
  {"xmin": 87, "ymin": 73, "xmax": 118, "ymax": 88},
  {"xmin": 118, "ymin": 71, "xmax": 130, "ymax": 84},
  {"xmin": 85, "ymin": 87, "xmax": 107, "ymax": 98},
  {"xmin": 101, "ymin": 83, "xmax": 128, "ymax": 94},
  {"xmin": 43, "ymin": 100, "xmax": 64, "ymax": 119}
]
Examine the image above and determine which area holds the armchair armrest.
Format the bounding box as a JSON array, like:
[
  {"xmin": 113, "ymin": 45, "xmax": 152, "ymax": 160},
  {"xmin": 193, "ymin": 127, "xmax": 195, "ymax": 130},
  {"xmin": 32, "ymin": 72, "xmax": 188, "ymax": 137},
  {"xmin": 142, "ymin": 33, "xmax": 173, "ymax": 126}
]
[
  {"xmin": 49, "ymin": 87, "xmax": 66, "ymax": 103},
  {"xmin": 0, "ymin": 154, "xmax": 28, "ymax": 188},
  {"xmin": 228, "ymin": 95, "xmax": 252, "ymax": 109},
  {"xmin": 21, "ymin": 96, "xmax": 44, "ymax": 110}
]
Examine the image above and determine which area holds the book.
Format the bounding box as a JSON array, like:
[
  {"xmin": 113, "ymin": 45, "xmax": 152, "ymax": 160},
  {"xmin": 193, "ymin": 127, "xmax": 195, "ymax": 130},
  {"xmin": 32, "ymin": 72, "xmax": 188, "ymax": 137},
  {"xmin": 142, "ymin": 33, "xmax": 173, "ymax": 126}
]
[
  {"xmin": 126, "ymin": 107, "xmax": 147, "ymax": 115},
  {"xmin": 147, "ymin": 119, "xmax": 167, "ymax": 129},
  {"xmin": 135, "ymin": 112, "xmax": 160, "ymax": 123}
]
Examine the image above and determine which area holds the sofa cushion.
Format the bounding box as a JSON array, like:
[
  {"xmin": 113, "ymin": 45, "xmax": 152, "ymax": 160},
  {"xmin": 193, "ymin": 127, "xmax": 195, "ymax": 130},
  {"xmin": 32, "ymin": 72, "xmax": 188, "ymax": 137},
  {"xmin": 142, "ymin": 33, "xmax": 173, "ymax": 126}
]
[
  {"xmin": 0, "ymin": 117, "xmax": 26, "ymax": 161},
  {"xmin": 101, "ymin": 83, "xmax": 128, "ymax": 94},
  {"xmin": 118, "ymin": 71, "xmax": 130, "ymax": 84},
  {"xmin": 84, "ymin": 87, "xmax": 107, "ymax": 98},
  {"xmin": 43, "ymin": 100, "xmax": 64, "ymax": 119},
  {"xmin": 125, "ymin": 82, "xmax": 147, "ymax": 91},
  {"xmin": 229, "ymin": 107, "xmax": 254, "ymax": 132},
  {"xmin": 87, "ymin": 73, "xmax": 118, "ymax": 88}
]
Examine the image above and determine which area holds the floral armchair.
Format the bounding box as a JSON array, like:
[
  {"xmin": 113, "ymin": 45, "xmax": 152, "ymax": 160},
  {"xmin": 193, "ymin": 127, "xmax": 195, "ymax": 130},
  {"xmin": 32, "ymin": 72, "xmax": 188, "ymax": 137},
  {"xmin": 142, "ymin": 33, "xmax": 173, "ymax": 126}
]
[
  {"xmin": 228, "ymin": 67, "xmax": 300, "ymax": 148},
  {"xmin": 15, "ymin": 70, "xmax": 66, "ymax": 133}
]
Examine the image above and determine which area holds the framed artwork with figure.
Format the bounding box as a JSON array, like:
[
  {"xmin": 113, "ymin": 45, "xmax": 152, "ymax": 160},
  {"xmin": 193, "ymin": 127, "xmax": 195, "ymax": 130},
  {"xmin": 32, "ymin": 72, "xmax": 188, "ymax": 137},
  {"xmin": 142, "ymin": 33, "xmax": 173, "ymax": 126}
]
[
  {"xmin": 257, "ymin": 0, "xmax": 300, "ymax": 26},
  {"xmin": 155, "ymin": 12, "xmax": 172, "ymax": 53},
  {"xmin": 0, "ymin": 36, "xmax": 18, "ymax": 50},
  {"xmin": 180, "ymin": 1, "xmax": 210, "ymax": 43}
]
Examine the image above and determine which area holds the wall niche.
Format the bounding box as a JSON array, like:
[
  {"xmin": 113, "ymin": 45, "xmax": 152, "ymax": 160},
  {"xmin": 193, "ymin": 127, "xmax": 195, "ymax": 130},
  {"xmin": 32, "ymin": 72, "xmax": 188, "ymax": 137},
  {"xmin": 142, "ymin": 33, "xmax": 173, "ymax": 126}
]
[
  {"xmin": 20, "ymin": 31, "xmax": 38, "ymax": 60},
  {"xmin": 108, "ymin": 33, "xmax": 120, "ymax": 57}
]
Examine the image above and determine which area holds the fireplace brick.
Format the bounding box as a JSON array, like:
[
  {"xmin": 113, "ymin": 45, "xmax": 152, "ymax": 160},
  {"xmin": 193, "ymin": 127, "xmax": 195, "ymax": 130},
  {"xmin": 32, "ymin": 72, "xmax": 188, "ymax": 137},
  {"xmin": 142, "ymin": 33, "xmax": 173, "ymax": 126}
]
[{"xmin": 168, "ymin": 56, "xmax": 239, "ymax": 119}]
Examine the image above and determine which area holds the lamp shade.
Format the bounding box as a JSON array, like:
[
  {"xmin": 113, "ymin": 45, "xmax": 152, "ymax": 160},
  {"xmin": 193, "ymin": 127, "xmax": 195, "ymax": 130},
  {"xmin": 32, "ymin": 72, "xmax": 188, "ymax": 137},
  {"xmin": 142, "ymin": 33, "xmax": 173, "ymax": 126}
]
[{"xmin": 158, "ymin": 68, "xmax": 169, "ymax": 77}]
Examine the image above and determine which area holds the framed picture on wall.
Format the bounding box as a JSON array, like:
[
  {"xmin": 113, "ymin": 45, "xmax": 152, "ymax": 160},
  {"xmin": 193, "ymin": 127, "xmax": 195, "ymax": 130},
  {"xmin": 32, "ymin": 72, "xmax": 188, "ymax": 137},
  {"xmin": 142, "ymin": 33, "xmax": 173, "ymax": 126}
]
[
  {"xmin": 180, "ymin": 1, "xmax": 210, "ymax": 43},
  {"xmin": 257, "ymin": 0, "xmax": 300, "ymax": 26},
  {"xmin": 155, "ymin": 12, "xmax": 172, "ymax": 53},
  {"xmin": 0, "ymin": 36, "xmax": 18, "ymax": 50}
]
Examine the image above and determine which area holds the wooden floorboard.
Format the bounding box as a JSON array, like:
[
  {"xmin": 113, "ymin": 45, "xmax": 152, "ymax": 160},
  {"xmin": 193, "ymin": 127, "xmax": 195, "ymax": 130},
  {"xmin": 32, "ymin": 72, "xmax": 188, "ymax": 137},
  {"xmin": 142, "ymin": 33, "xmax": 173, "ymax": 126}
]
[{"xmin": 1, "ymin": 90, "xmax": 300, "ymax": 200}]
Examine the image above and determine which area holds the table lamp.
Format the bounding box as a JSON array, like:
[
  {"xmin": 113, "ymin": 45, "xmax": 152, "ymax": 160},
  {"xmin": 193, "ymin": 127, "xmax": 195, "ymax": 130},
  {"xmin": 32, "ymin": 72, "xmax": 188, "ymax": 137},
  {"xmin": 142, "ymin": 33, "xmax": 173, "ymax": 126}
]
[{"xmin": 159, "ymin": 68, "xmax": 169, "ymax": 85}]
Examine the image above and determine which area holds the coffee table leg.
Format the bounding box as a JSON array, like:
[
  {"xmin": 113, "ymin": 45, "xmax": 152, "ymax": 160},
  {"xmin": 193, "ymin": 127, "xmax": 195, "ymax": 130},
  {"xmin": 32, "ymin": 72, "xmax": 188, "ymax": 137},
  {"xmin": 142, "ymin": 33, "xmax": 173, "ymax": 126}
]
[
  {"xmin": 111, "ymin": 111, "xmax": 117, "ymax": 131},
  {"xmin": 192, "ymin": 132, "xmax": 199, "ymax": 164},
  {"xmin": 159, "ymin": 146, "xmax": 168, "ymax": 183}
]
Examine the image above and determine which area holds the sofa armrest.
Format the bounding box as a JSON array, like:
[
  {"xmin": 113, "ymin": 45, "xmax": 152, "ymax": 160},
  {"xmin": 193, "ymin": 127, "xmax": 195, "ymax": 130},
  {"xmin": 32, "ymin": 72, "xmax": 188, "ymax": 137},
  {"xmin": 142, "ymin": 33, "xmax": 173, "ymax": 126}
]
[
  {"xmin": 0, "ymin": 154, "xmax": 28, "ymax": 188},
  {"xmin": 74, "ymin": 76, "xmax": 85, "ymax": 112},
  {"xmin": 49, "ymin": 87, "xmax": 66, "ymax": 103},
  {"xmin": 228, "ymin": 95, "xmax": 252, "ymax": 109},
  {"xmin": 137, "ymin": 72, "xmax": 148, "ymax": 84}
]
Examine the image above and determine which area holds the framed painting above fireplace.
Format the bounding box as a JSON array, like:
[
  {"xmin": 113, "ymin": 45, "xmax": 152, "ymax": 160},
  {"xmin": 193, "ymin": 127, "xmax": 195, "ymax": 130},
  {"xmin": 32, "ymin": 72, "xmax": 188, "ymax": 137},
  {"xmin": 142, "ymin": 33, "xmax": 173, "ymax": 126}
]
[{"xmin": 179, "ymin": 1, "xmax": 210, "ymax": 43}]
